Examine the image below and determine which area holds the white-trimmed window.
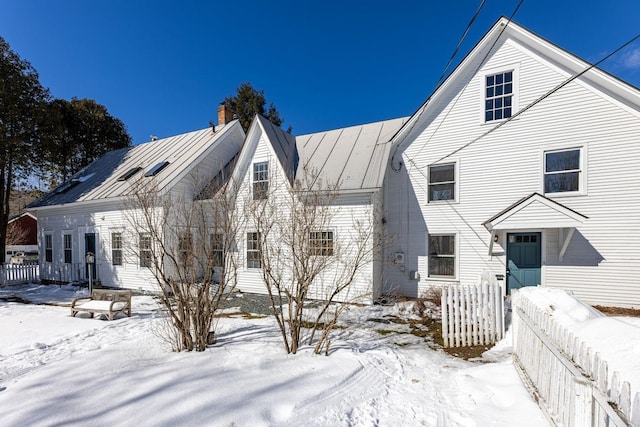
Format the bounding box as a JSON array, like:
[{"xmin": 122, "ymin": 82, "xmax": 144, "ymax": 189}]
[
  {"xmin": 63, "ymin": 234, "xmax": 72, "ymax": 264},
  {"xmin": 309, "ymin": 231, "xmax": 334, "ymax": 256},
  {"xmin": 139, "ymin": 233, "xmax": 152, "ymax": 268},
  {"xmin": 210, "ymin": 233, "xmax": 224, "ymax": 268},
  {"xmin": 544, "ymin": 147, "xmax": 582, "ymax": 194},
  {"xmin": 178, "ymin": 233, "xmax": 192, "ymax": 268},
  {"xmin": 111, "ymin": 232, "xmax": 123, "ymax": 266},
  {"xmin": 428, "ymin": 163, "xmax": 455, "ymax": 202},
  {"xmin": 45, "ymin": 234, "xmax": 53, "ymax": 262},
  {"xmin": 485, "ymin": 70, "xmax": 513, "ymax": 122},
  {"xmin": 246, "ymin": 232, "xmax": 261, "ymax": 268},
  {"xmin": 253, "ymin": 162, "xmax": 269, "ymax": 200},
  {"xmin": 428, "ymin": 234, "xmax": 456, "ymax": 278}
]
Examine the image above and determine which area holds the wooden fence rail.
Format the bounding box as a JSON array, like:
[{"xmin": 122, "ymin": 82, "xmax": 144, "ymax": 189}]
[
  {"xmin": 441, "ymin": 281, "xmax": 504, "ymax": 348},
  {"xmin": 512, "ymin": 291, "xmax": 638, "ymax": 426},
  {"xmin": 0, "ymin": 263, "xmax": 39, "ymax": 286}
]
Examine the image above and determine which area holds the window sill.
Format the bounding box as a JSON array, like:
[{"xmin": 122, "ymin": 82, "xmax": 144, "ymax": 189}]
[
  {"xmin": 426, "ymin": 199, "xmax": 458, "ymax": 205},
  {"xmin": 544, "ymin": 191, "xmax": 586, "ymax": 198},
  {"xmin": 425, "ymin": 277, "xmax": 458, "ymax": 282}
]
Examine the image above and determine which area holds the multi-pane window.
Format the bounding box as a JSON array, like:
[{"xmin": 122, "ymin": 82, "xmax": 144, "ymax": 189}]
[
  {"xmin": 253, "ymin": 162, "xmax": 269, "ymax": 200},
  {"xmin": 428, "ymin": 163, "xmax": 455, "ymax": 201},
  {"xmin": 178, "ymin": 233, "xmax": 192, "ymax": 267},
  {"xmin": 139, "ymin": 233, "xmax": 152, "ymax": 268},
  {"xmin": 544, "ymin": 148, "xmax": 581, "ymax": 193},
  {"xmin": 210, "ymin": 233, "xmax": 224, "ymax": 267},
  {"xmin": 428, "ymin": 234, "xmax": 455, "ymax": 278},
  {"xmin": 246, "ymin": 232, "xmax": 261, "ymax": 268},
  {"xmin": 309, "ymin": 231, "xmax": 334, "ymax": 256},
  {"xmin": 63, "ymin": 234, "xmax": 72, "ymax": 264},
  {"xmin": 111, "ymin": 233, "xmax": 123, "ymax": 266},
  {"xmin": 485, "ymin": 71, "xmax": 513, "ymax": 122},
  {"xmin": 45, "ymin": 234, "xmax": 53, "ymax": 262}
]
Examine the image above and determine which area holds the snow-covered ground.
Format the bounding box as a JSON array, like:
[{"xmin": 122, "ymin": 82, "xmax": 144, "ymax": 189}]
[
  {"xmin": 516, "ymin": 287, "xmax": 640, "ymax": 409},
  {"xmin": 0, "ymin": 284, "xmax": 550, "ymax": 426}
]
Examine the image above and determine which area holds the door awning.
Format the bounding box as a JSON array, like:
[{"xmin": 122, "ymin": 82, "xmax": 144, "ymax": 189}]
[{"xmin": 483, "ymin": 193, "xmax": 588, "ymax": 258}]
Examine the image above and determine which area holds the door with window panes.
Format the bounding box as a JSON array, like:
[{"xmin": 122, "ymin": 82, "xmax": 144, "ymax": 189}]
[{"xmin": 506, "ymin": 232, "xmax": 541, "ymax": 292}]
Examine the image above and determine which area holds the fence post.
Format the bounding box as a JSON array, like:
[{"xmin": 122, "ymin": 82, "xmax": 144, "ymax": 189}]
[{"xmin": 572, "ymin": 377, "xmax": 593, "ymax": 427}]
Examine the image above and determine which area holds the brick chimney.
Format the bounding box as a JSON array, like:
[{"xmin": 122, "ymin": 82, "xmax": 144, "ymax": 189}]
[{"xmin": 217, "ymin": 104, "xmax": 233, "ymax": 126}]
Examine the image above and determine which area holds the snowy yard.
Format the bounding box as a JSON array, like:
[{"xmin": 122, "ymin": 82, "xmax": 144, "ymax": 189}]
[{"xmin": 0, "ymin": 284, "xmax": 550, "ymax": 426}]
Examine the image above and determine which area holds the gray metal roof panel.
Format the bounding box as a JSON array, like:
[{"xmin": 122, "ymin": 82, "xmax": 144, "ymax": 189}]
[
  {"xmin": 28, "ymin": 121, "xmax": 242, "ymax": 209},
  {"xmin": 295, "ymin": 117, "xmax": 409, "ymax": 191}
]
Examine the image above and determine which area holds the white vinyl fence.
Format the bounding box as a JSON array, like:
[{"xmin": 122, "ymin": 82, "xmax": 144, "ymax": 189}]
[
  {"xmin": 441, "ymin": 280, "xmax": 505, "ymax": 348},
  {"xmin": 0, "ymin": 263, "xmax": 39, "ymax": 286},
  {"xmin": 512, "ymin": 291, "xmax": 638, "ymax": 426}
]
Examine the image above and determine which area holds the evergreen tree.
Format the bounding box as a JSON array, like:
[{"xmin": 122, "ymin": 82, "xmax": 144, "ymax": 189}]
[
  {"xmin": 222, "ymin": 82, "xmax": 289, "ymax": 132},
  {"xmin": 38, "ymin": 97, "xmax": 132, "ymax": 188},
  {"xmin": 0, "ymin": 36, "xmax": 50, "ymax": 263}
]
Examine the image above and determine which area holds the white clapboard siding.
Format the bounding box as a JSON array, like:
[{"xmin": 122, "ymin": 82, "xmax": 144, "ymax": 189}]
[
  {"xmin": 0, "ymin": 264, "xmax": 39, "ymax": 286},
  {"xmin": 441, "ymin": 278, "xmax": 504, "ymax": 348},
  {"xmin": 383, "ymin": 20, "xmax": 640, "ymax": 308},
  {"xmin": 512, "ymin": 292, "xmax": 638, "ymax": 426}
]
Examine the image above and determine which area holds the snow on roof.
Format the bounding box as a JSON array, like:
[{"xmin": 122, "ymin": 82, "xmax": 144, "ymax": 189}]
[{"xmin": 28, "ymin": 121, "xmax": 243, "ymax": 209}]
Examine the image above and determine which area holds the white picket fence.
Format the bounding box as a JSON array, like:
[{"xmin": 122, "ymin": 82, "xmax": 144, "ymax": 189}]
[
  {"xmin": 0, "ymin": 263, "xmax": 39, "ymax": 286},
  {"xmin": 512, "ymin": 292, "xmax": 639, "ymax": 426},
  {"xmin": 441, "ymin": 281, "xmax": 505, "ymax": 348}
]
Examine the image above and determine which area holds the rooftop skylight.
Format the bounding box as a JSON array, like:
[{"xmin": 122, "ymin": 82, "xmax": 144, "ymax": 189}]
[
  {"xmin": 118, "ymin": 166, "xmax": 143, "ymax": 181},
  {"xmin": 144, "ymin": 161, "xmax": 170, "ymax": 177}
]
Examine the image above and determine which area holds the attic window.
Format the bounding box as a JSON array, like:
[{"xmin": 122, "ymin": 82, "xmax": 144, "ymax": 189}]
[
  {"xmin": 145, "ymin": 161, "xmax": 170, "ymax": 177},
  {"xmin": 485, "ymin": 71, "xmax": 513, "ymax": 122},
  {"xmin": 118, "ymin": 166, "xmax": 143, "ymax": 181}
]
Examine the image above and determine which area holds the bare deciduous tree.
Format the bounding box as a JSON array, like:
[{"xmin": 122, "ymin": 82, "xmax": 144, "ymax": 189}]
[
  {"xmin": 124, "ymin": 172, "xmax": 242, "ymax": 351},
  {"xmin": 244, "ymin": 169, "xmax": 384, "ymax": 355}
]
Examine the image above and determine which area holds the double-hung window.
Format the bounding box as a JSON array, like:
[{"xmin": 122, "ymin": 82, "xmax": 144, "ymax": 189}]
[
  {"xmin": 485, "ymin": 71, "xmax": 513, "ymax": 122},
  {"xmin": 178, "ymin": 233, "xmax": 192, "ymax": 268},
  {"xmin": 253, "ymin": 162, "xmax": 269, "ymax": 200},
  {"xmin": 111, "ymin": 232, "xmax": 123, "ymax": 266},
  {"xmin": 139, "ymin": 233, "xmax": 152, "ymax": 268},
  {"xmin": 63, "ymin": 234, "xmax": 72, "ymax": 264},
  {"xmin": 45, "ymin": 234, "xmax": 53, "ymax": 262},
  {"xmin": 210, "ymin": 233, "xmax": 224, "ymax": 268},
  {"xmin": 428, "ymin": 163, "xmax": 455, "ymax": 202},
  {"xmin": 246, "ymin": 232, "xmax": 261, "ymax": 268},
  {"xmin": 309, "ymin": 231, "xmax": 334, "ymax": 256},
  {"xmin": 544, "ymin": 148, "xmax": 582, "ymax": 194},
  {"xmin": 428, "ymin": 234, "xmax": 455, "ymax": 278}
]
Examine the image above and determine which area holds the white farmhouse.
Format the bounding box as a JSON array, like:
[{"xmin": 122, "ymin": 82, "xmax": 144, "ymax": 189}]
[
  {"xmin": 383, "ymin": 17, "xmax": 640, "ymax": 308},
  {"xmin": 27, "ymin": 115, "xmax": 244, "ymax": 292},
  {"xmin": 230, "ymin": 114, "xmax": 407, "ymax": 301}
]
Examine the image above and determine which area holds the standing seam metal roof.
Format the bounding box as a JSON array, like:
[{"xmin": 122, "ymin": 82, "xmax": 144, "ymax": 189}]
[{"xmin": 28, "ymin": 121, "xmax": 243, "ymax": 208}]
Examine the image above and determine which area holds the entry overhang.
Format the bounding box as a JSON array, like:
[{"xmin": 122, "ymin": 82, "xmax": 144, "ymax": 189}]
[{"xmin": 483, "ymin": 193, "xmax": 588, "ymax": 257}]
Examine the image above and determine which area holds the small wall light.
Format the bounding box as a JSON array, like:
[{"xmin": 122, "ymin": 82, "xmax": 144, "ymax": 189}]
[{"xmin": 493, "ymin": 234, "xmax": 499, "ymax": 243}]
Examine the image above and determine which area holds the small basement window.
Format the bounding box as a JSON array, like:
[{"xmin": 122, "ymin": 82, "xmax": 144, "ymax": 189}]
[
  {"xmin": 118, "ymin": 166, "xmax": 143, "ymax": 181},
  {"xmin": 145, "ymin": 161, "xmax": 170, "ymax": 177}
]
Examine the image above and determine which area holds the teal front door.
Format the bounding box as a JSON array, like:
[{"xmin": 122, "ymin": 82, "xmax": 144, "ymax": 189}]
[{"xmin": 506, "ymin": 232, "xmax": 541, "ymax": 293}]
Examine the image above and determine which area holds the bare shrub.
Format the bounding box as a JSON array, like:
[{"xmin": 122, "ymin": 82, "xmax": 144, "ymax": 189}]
[
  {"xmin": 124, "ymin": 171, "xmax": 242, "ymax": 351},
  {"xmin": 243, "ymin": 168, "xmax": 385, "ymax": 355}
]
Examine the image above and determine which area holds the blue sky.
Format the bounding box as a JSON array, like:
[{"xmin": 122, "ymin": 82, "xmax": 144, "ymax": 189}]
[{"xmin": 2, "ymin": 0, "xmax": 639, "ymax": 144}]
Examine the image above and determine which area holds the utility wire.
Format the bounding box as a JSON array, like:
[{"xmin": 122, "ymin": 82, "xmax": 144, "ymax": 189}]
[
  {"xmin": 391, "ymin": 0, "xmax": 524, "ymax": 170},
  {"xmin": 435, "ymin": 0, "xmax": 487, "ymax": 88},
  {"xmin": 427, "ymin": 32, "xmax": 640, "ymax": 167},
  {"xmin": 403, "ymin": 0, "xmax": 525, "ymax": 164}
]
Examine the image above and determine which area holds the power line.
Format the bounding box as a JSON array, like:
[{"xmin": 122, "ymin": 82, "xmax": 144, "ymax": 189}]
[
  {"xmin": 391, "ymin": 0, "xmax": 525, "ymax": 170},
  {"xmin": 403, "ymin": 0, "xmax": 525, "ymax": 165},
  {"xmin": 435, "ymin": 0, "xmax": 487, "ymax": 88},
  {"xmin": 427, "ymin": 31, "xmax": 640, "ymax": 166}
]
